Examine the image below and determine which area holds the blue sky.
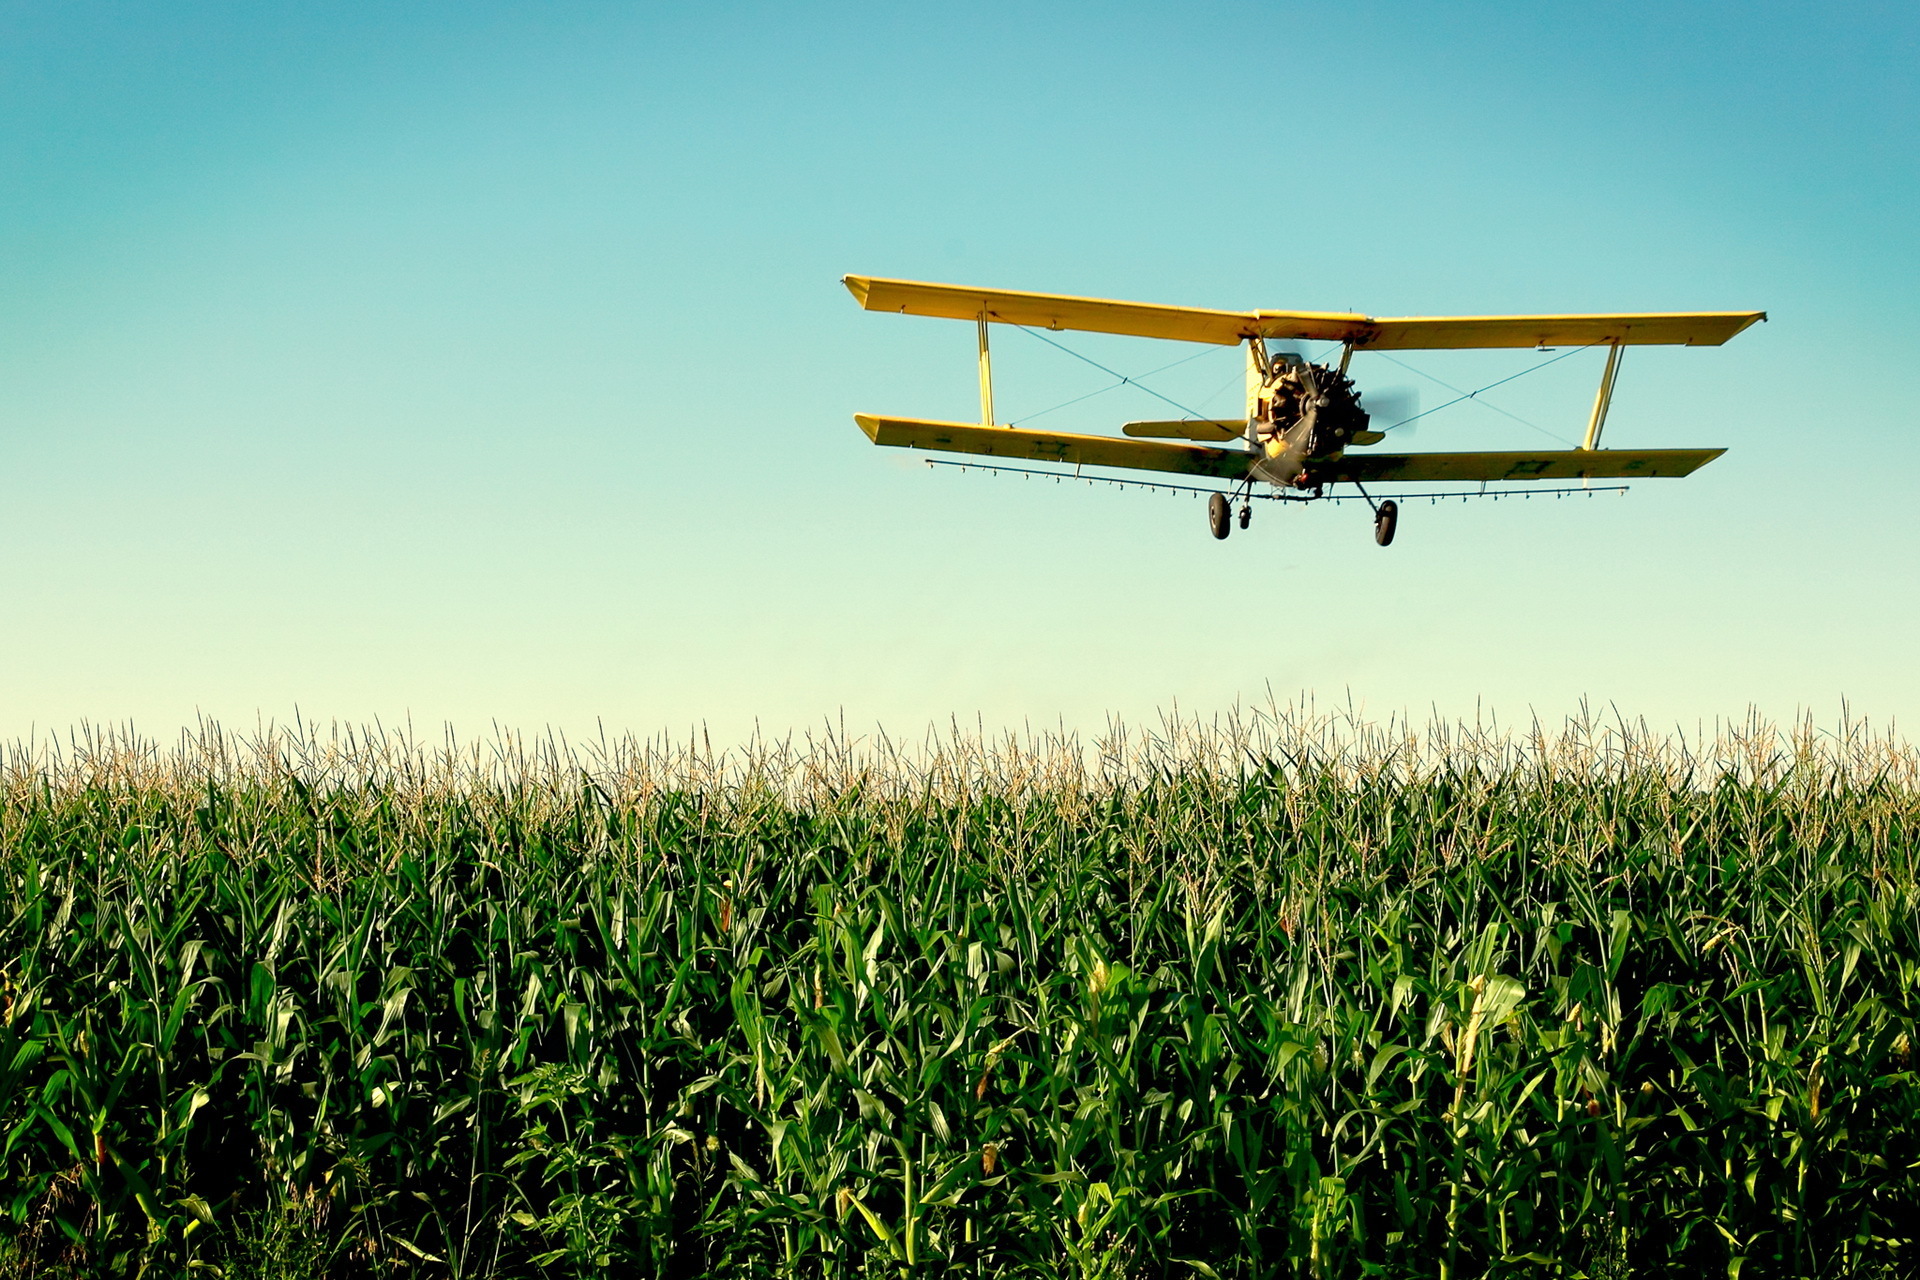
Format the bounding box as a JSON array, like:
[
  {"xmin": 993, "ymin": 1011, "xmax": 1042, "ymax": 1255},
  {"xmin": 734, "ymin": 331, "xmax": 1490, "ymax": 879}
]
[{"xmin": 2, "ymin": 1, "xmax": 1915, "ymax": 744}]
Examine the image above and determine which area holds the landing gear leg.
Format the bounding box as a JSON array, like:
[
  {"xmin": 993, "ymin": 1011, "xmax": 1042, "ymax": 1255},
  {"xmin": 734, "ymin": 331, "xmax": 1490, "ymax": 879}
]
[
  {"xmin": 1207, "ymin": 491, "xmax": 1231, "ymax": 540},
  {"xmin": 1374, "ymin": 499, "xmax": 1398, "ymax": 547},
  {"xmin": 1351, "ymin": 480, "xmax": 1398, "ymax": 547}
]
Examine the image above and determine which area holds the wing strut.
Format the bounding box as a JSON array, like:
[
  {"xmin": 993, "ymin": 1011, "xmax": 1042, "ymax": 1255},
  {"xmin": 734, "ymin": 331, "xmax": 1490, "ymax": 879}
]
[
  {"xmin": 1581, "ymin": 341, "xmax": 1624, "ymax": 450},
  {"xmin": 976, "ymin": 312, "xmax": 995, "ymax": 426}
]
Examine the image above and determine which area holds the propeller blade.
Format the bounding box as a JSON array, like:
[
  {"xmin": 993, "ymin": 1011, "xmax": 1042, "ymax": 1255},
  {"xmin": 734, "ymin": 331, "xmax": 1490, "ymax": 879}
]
[{"xmin": 1361, "ymin": 387, "xmax": 1421, "ymax": 437}]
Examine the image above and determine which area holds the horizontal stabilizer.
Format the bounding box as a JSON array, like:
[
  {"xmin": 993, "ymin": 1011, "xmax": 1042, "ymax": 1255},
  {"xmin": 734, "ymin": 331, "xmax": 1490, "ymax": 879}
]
[
  {"xmin": 855, "ymin": 415, "xmax": 1251, "ymax": 480},
  {"xmin": 845, "ymin": 275, "xmax": 1764, "ymax": 349},
  {"xmin": 1122, "ymin": 419, "xmax": 1246, "ymax": 441},
  {"xmin": 1328, "ymin": 449, "xmax": 1725, "ymax": 483}
]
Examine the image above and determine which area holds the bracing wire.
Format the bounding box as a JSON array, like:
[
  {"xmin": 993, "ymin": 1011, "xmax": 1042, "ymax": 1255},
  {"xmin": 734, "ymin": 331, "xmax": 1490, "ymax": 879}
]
[
  {"xmin": 1371, "ymin": 345, "xmax": 1596, "ymax": 444},
  {"xmin": 1194, "ymin": 364, "xmax": 1250, "ymax": 415},
  {"xmin": 1011, "ymin": 343, "xmax": 1224, "ymax": 426},
  {"xmin": 1012, "ymin": 324, "xmax": 1221, "ymax": 422},
  {"xmin": 999, "ymin": 321, "xmax": 1606, "ymax": 450}
]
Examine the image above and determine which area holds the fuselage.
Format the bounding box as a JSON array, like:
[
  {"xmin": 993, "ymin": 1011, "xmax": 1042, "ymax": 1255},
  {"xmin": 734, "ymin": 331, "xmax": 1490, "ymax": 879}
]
[{"xmin": 1244, "ymin": 357, "xmax": 1372, "ymax": 490}]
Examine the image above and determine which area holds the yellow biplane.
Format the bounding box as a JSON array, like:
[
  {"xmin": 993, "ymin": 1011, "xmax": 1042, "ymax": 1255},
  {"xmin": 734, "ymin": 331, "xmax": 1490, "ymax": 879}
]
[{"xmin": 844, "ymin": 275, "xmax": 1764, "ymax": 544}]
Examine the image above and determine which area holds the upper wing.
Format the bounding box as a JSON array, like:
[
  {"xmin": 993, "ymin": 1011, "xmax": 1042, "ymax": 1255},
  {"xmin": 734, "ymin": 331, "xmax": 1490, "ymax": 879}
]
[
  {"xmin": 845, "ymin": 275, "xmax": 1764, "ymax": 349},
  {"xmin": 1122, "ymin": 419, "xmax": 1246, "ymax": 442},
  {"xmin": 856, "ymin": 415, "xmax": 1251, "ymax": 479},
  {"xmin": 1327, "ymin": 449, "xmax": 1725, "ymax": 483},
  {"xmin": 844, "ymin": 276, "xmax": 1272, "ymax": 345},
  {"xmin": 1347, "ymin": 314, "xmax": 1764, "ymax": 349}
]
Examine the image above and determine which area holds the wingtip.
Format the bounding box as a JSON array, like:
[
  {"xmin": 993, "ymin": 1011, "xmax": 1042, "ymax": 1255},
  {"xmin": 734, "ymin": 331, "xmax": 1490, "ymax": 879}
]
[
  {"xmin": 853, "ymin": 413, "xmax": 881, "ymax": 441},
  {"xmin": 842, "ymin": 275, "xmax": 872, "ymax": 307}
]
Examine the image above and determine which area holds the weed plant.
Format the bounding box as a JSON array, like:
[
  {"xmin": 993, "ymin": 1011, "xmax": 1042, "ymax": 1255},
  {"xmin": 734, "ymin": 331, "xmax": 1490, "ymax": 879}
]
[{"xmin": 0, "ymin": 706, "xmax": 1915, "ymax": 1278}]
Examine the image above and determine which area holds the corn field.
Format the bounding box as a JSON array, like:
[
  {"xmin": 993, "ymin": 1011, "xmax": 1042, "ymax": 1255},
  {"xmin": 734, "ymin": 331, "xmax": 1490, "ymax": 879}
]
[{"xmin": 0, "ymin": 707, "xmax": 1916, "ymax": 1278}]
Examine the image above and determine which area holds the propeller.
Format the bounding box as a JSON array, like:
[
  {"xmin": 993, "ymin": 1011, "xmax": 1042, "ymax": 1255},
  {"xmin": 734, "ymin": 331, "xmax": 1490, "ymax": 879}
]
[{"xmin": 1360, "ymin": 386, "xmax": 1421, "ymax": 439}]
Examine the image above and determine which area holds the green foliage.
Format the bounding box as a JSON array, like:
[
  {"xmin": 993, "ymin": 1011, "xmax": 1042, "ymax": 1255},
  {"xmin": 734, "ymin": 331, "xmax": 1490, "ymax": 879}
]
[
  {"xmin": 0, "ymin": 709, "xmax": 1915, "ymax": 1277},
  {"xmin": 219, "ymin": 1192, "xmax": 335, "ymax": 1280}
]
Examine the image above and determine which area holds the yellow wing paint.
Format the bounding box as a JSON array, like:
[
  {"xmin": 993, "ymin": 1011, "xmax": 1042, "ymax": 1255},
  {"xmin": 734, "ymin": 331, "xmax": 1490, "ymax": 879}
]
[
  {"xmin": 845, "ymin": 275, "xmax": 1764, "ymax": 349},
  {"xmin": 844, "ymin": 276, "xmax": 1270, "ymax": 346},
  {"xmin": 855, "ymin": 415, "xmax": 1251, "ymax": 479},
  {"xmin": 858, "ymin": 414, "xmax": 1720, "ymax": 485},
  {"xmin": 1328, "ymin": 449, "xmax": 1725, "ymax": 483},
  {"xmin": 1349, "ymin": 314, "xmax": 1763, "ymax": 349}
]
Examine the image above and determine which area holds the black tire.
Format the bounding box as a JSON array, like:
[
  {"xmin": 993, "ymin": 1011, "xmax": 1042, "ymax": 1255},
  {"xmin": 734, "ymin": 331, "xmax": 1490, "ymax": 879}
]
[
  {"xmin": 1237, "ymin": 502, "xmax": 1251, "ymax": 530},
  {"xmin": 1208, "ymin": 492, "xmax": 1231, "ymax": 540},
  {"xmin": 1374, "ymin": 499, "xmax": 1398, "ymax": 547}
]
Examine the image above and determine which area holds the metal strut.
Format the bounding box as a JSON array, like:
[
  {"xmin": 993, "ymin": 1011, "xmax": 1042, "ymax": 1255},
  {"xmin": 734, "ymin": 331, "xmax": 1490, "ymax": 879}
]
[
  {"xmin": 1581, "ymin": 341, "xmax": 1624, "ymax": 450},
  {"xmin": 976, "ymin": 311, "xmax": 995, "ymax": 426}
]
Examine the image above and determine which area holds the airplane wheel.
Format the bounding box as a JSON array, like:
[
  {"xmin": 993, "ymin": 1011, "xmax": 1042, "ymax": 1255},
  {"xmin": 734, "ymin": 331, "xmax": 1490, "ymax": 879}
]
[
  {"xmin": 1208, "ymin": 492, "xmax": 1231, "ymax": 540},
  {"xmin": 1238, "ymin": 502, "xmax": 1251, "ymax": 530},
  {"xmin": 1374, "ymin": 499, "xmax": 1398, "ymax": 547}
]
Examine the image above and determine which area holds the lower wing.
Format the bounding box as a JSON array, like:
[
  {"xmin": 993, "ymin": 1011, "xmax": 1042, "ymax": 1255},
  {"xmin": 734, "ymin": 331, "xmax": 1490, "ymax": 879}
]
[
  {"xmin": 1327, "ymin": 449, "xmax": 1724, "ymax": 482},
  {"xmin": 856, "ymin": 415, "xmax": 1252, "ymax": 480}
]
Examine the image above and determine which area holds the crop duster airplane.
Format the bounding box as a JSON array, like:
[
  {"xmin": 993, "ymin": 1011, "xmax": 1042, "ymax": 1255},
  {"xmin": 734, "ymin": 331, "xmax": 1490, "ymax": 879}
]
[{"xmin": 844, "ymin": 275, "xmax": 1764, "ymax": 544}]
